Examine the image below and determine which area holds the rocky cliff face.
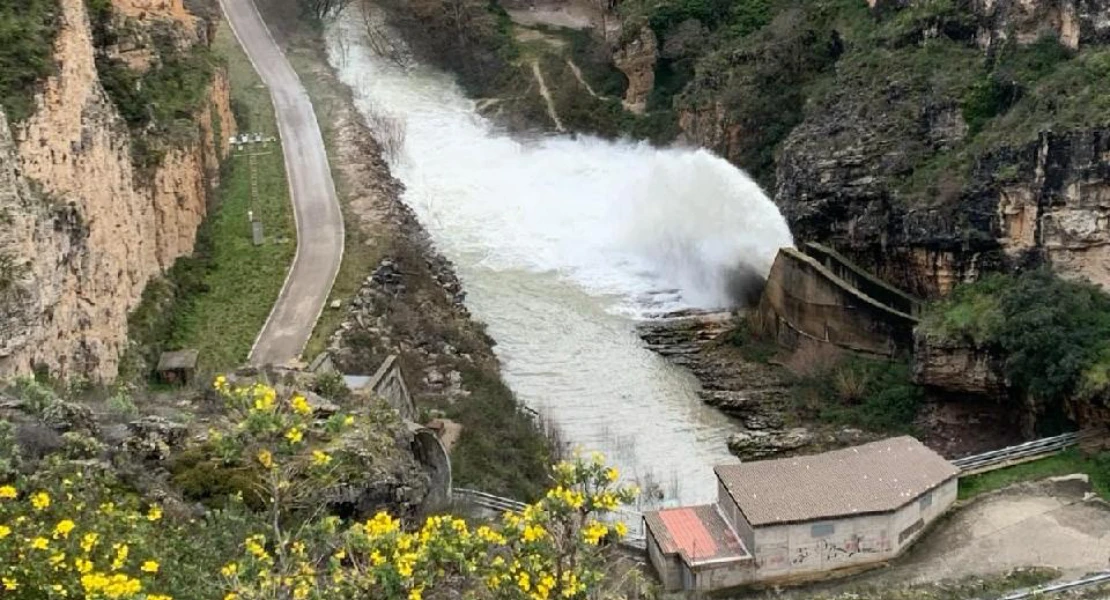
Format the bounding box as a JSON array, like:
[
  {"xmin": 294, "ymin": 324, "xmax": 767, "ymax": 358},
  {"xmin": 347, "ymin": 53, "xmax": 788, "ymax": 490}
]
[
  {"xmin": 912, "ymin": 332, "xmax": 1007, "ymax": 396},
  {"xmin": 0, "ymin": 0, "xmax": 233, "ymax": 381},
  {"xmin": 766, "ymin": 0, "xmax": 1110, "ymax": 298}
]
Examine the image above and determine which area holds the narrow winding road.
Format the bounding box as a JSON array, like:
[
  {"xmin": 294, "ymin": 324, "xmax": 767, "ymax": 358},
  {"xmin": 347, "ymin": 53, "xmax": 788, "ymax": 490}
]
[{"xmin": 219, "ymin": 0, "xmax": 344, "ymax": 366}]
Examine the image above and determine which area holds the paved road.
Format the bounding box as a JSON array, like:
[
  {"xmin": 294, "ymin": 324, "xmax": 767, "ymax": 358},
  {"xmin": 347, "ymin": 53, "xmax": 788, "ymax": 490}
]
[{"xmin": 219, "ymin": 0, "xmax": 344, "ymax": 366}]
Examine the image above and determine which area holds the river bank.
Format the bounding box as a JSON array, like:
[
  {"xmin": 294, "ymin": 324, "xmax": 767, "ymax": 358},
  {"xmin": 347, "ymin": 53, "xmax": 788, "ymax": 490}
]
[
  {"xmin": 639, "ymin": 312, "xmax": 1025, "ymax": 461},
  {"xmin": 250, "ymin": 0, "xmax": 554, "ymax": 500}
]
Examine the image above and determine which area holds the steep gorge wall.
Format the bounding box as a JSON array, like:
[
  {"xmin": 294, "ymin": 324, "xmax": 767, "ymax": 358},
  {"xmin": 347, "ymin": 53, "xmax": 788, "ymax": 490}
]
[{"xmin": 0, "ymin": 0, "xmax": 233, "ymax": 381}]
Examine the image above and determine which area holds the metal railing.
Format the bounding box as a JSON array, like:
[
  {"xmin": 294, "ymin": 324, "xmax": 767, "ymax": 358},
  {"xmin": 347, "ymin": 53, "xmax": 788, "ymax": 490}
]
[
  {"xmin": 452, "ymin": 488, "xmax": 647, "ymax": 551},
  {"xmin": 953, "ymin": 432, "xmax": 1080, "ymax": 475},
  {"xmin": 991, "ymin": 571, "xmax": 1110, "ymax": 599}
]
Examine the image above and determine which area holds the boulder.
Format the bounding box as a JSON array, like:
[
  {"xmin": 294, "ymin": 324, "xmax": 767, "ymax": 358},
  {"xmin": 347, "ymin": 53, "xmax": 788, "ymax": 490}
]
[{"xmin": 727, "ymin": 427, "xmax": 815, "ymax": 461}]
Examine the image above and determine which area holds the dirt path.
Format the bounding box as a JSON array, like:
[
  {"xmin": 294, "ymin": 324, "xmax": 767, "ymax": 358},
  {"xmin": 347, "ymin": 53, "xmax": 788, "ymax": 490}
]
[
  {"xmin": 531, "ymin": 61, "xmax": 565, "ymax": 132},
  {"xmin": 220, "ymin": 0, "xmax": 344, "ymax": 366},
  {"xmin": 884, "ymin": 477, "xmax": 1110, "ymax": 583}
]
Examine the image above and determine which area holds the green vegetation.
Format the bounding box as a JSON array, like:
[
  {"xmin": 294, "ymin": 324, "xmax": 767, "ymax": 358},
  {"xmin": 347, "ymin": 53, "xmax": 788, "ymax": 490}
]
[
  {"xmin": 792, "ymin": 356, "xmax": 924, "ymax": 434},
  {"xmin": 0, "ymin": 0, "xmax": 59, "ymax": 123},
  {"xmin": 922, "ymin": 270, "xmax": 1110, "ymax": 429},
  {"xmin": 123, "ymin": 21, "xmax": 294, "ymax": 378},
  {"xmin": 87, "ymin": 0, "xmax": 219, "ymax": 173},
  {"xmin": 0, "ymin": 377, "xmax": 639, "ymax": 600},
  {"xmin": 725, "ymin": 319, "xmax": 778, "ymax": 363},
  {"xmin": 958, "ymin": 449, "xmax": 1110, "ymax": 501},
  {"xmin": 446, "ymin": 366, "xmax": 554, "ymax": 501}
]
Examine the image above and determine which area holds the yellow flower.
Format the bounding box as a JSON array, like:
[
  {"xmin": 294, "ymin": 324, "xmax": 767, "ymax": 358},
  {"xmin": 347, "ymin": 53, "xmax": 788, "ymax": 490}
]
[
  {"xmin": 0, "ymin": 485, "xmax": 15, "ymax": 499},
  {"xmin": 149, "ymin": 596, "xmax": 173, "ymax": 600},
  {"xmin": 141, "ymin": 560, "xmax": 159, "ymax": 573},
  {"xmin": 54, "ymin": 519, "xmax": 76, "ymax": 538},
  {"xmin": 80, "ymin": 532, "xmax": 100, "ymax": 553},
  {"xmin": 291, "ymin": 395, "xmax": 311, "ymax": 415},
  {"xmin": 0, "ymin": 525, "xmax": 10, "ymax": 539},
  {"xmin": 31, "ymin": 537, "xmax": 49, "ymax": 550},
  {"xmin": 147, "ymin": 505, "xmax": 163, "ymax": 521},
  {"xmin": 605, "ymin": 467, "xmax": 619, "ymax": 482},
  {"xmin": 523, "ymin": 524, "xmax": 546, "ymax": 542},
  {"xmin": 583, "ymin": 521, "xmax": 609, "ymax": 545},
  {"xmin": 2, "ymin": 577, "xmax": 16, "ymax": 590},
  {"xmin": 284, "ymin": 427, "xmax": 303, "ymax": 444},
  {"xmin": 224, "ymin": 594, "xmax": 238, "ymax": 600},
  {"xmin": 31, "ymin": 491, "xmax": 50, "ymax": 510},
  {"xmin": 220, "ymin": 563, "xmax": 238, "ymax": 577},
  {"xmin": 257, "ymin": 450, "xmax": 274, "ymax": 469},
  {"xmin": 111, "ymin": 543, "xmax": 129, "ymax": 570},
  {"xmin": 343, "ymin": 415, "xmax": 355, "ymax": 426},
  {"xmin": 311, "ymin": 450, "xmax": 332, "ymax": 467},
  {"xmin": 409, "ymin": 587, "xmax": 424, "ymax": 600},
  {"xmin": 615, "ymin": 521, "xmax": 628, "ymax": 537},
  {"xmin": 74, "ymin": 558, "xmax": 93, "ymax": 574}
]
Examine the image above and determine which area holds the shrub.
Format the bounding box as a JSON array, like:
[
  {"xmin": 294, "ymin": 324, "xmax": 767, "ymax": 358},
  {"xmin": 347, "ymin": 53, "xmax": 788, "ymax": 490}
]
[
  {"xmin": 922, "ymin": 269, "xmax": 1110, "ymax": 409},
  {"xmin": 792, "ymin": 356, "xmax": 923, "ymax": 434},
  {"xmin": 312, "ymin": 371, "xmax": 351, "ymax": 402},
  {"xmin": 0, "ymin": 0, "xmax": 59, "ymax": 123}
]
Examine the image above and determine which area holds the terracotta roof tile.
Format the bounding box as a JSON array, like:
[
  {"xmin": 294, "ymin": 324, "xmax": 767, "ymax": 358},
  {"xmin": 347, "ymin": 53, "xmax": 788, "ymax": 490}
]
[
  {"xmin": 715, "ymin": 436, "xmax": 958, "ymax": 526},
  {"xmin": 644, "ymin": 505, "xmax": 749, "ymax": 565}
]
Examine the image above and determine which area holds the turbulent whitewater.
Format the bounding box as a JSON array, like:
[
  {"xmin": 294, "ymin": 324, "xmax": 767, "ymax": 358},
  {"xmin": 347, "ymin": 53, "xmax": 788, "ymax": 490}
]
[{"xmin": 326, "ymin": 11, "xmax": 793, "ymax": 505}]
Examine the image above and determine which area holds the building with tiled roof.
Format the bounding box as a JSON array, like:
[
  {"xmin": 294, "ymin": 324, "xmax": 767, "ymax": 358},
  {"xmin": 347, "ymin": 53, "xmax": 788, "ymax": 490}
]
[{"xmin": 644, "ymin": 437, "xmax": 958, "ymax": 592}]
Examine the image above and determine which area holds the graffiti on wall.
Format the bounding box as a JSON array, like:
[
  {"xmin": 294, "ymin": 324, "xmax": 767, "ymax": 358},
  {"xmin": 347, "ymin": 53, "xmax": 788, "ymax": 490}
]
[{"xmin": 757, "ymin": 531, "xmax": 893, "ymax": 572}]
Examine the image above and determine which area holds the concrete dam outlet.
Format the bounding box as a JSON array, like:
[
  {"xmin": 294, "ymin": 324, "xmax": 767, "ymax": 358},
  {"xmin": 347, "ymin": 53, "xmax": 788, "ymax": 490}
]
[{"xmin": 326, "ymin": 8, "xmax": 793, "ymax": 506}]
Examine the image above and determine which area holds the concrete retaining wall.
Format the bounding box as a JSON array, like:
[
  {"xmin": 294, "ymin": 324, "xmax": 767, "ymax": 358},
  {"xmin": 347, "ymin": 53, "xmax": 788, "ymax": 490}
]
[
  {"xmin": 803, "ymin": 243, "xmax": 923, "ymax": 316},
  {"xmin": 753, "ymin": 247, "xmax": 919, "ymax": 356}
]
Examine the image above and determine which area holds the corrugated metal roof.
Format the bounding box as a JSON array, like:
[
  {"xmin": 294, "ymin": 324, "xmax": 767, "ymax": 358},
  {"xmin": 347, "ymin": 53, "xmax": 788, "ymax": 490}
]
[
  {"xmin": 715, "ymin": 436, "xmax": 958, "ymax": 527},
  {"xmin": 644, "ymin": 505, "xmax": 749, "ymax": 565}
]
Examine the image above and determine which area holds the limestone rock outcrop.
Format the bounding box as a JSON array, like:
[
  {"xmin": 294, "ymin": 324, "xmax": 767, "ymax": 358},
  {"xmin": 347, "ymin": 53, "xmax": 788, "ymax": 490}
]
[
  {"xmin": 912, "ymin": 332, "xmax": 1007, "ymax": 396},
  {"xmin": 0, "ymin": 0, "xmax": 234, "ymax": 381}
]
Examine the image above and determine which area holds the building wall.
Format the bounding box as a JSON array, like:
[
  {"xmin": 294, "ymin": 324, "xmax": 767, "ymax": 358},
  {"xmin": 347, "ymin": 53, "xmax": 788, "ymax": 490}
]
[
  {"xmin": 645, "ymin": 524, "xmax": 683, "ymax": 592},
  {"xmin": 694, "ymin": 559, "xmax": 757, "ymax": 591},
  {"xmin": 717, "ymin": 479, "xmax": 755, "ymax": 551},
  {"xmin": 752, "ymin": 477, "xmax": 957, "ymax": 579},
  {"xmin": 888, "ymin": 476, "xmax": 958, "ymax": 549}
]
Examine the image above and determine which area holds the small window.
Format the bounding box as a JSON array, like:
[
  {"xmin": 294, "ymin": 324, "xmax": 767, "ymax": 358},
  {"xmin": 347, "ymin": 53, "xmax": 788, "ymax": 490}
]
[
  {"xmin": 919, "ymin": 491, "xmax": 933, "ymax": 511},
  {"xmin": 811, "ymin": 523, "xmax": 835, "ymax": 538}
]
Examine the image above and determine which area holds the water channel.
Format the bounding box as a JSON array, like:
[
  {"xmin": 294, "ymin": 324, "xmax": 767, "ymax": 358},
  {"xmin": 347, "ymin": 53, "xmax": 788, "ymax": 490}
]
[{"xmin": 326, "ymin": 11, "xmax": 794, "ymax": 506}]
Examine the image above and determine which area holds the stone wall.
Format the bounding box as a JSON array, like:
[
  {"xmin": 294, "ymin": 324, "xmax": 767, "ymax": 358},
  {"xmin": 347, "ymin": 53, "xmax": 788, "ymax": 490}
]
[
  {"xmin": 0, "ymin": 0, "xmax": 233, "ymax": 381},
  {"xmin": 753, "ymin": 248, "xmax": 919, "ymax": 356}
]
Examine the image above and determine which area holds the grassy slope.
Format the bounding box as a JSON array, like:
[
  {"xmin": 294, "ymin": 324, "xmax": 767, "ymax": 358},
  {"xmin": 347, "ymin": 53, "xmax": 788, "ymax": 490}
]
[
  {"xmin": 165, "ymin": 22, "xmax": 295, "ymax": 372},
  {"xmin": 958, "ymin": 449, "xmax": 1110, "ymax": 500}
]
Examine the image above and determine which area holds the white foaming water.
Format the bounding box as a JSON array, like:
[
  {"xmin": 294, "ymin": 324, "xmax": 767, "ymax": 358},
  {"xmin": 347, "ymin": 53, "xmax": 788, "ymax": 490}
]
[{"xmin": 326, "ymin": 12, "xmax": 793, "ymax": 505}]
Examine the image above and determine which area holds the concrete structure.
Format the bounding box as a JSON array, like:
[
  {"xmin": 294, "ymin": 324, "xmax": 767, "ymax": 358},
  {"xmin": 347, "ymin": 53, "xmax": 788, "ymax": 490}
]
[
  {"xmin": 155, "ymin": 349, "xmax": 198, "ymax": 384},
  {"xmin": 753, "ymin": 245, "xmax": 921, "ymax": 356},
  {"xmin": 645, "ymin": 437, "xmax": 959, "ymax": 592}
]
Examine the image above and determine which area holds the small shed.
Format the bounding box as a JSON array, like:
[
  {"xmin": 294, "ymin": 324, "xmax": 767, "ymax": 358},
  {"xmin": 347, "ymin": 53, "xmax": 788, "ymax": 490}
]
[
  {"xmin": 156, "ymin": 349, "xmax": 199, "ymax": 385},
  {"xmin": 645, "ymin": 437, "xmax": 960, "ymax": 592}
]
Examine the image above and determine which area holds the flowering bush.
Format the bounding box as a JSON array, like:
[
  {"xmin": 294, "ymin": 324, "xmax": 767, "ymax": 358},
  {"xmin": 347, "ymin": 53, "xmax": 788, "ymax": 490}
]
[
  {"xmin": 0, "ymin": 465, "xmax": 169, "ymax": 599},
  {"xmin": 0, "ymin": 378, "xmax": 647, "ymax": 600},
  {"xmin": 209, "ymin": 379, "xmax": 641, "ymax": 600}
]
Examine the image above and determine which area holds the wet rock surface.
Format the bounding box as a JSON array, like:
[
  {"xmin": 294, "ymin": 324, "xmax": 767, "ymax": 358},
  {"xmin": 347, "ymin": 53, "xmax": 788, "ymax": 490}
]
[
  {"xmin": 639, "ymin": 312, "xmax": 1022, "ymax": 460},
  {"xmin": 638, "ymin": 312, "xmax": 859, "ymax": 461}
]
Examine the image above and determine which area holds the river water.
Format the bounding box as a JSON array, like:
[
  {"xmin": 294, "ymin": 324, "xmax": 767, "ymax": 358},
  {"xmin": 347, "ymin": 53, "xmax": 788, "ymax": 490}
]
[{"xmin": 326, "ymin": 12, "xmax": 793, "ymax": 506}]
